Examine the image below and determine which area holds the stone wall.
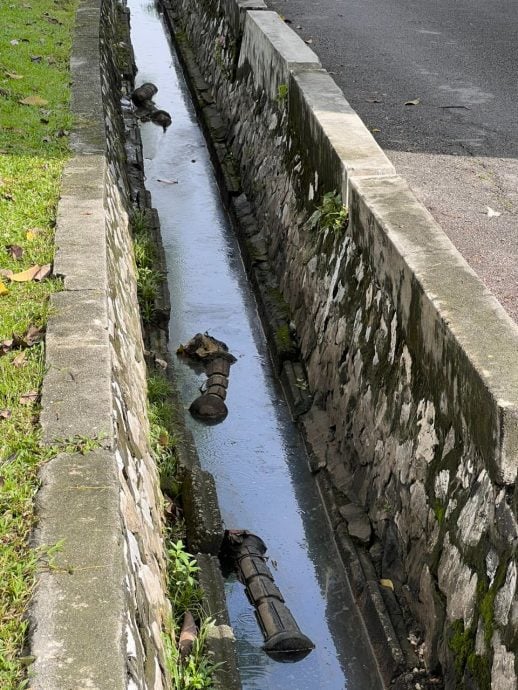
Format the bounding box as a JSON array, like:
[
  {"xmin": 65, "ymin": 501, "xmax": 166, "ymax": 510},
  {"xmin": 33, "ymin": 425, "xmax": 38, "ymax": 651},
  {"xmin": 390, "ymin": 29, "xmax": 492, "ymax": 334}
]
[
  {"xmin": 168, "ymin": 1, "xmax": 517, "ymax": 687},
  {"xmin": 30, "ymin": 1, "xmax": 170, "ymax": 688}
]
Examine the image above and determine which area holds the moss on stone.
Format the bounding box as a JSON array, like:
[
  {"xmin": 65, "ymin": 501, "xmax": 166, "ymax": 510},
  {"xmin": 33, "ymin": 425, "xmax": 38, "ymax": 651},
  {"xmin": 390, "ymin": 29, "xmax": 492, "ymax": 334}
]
[
  {"xmin": 467, "ymin": 651, "xmax": 491, "ymax": 690},
  {"xmin": 448, "ymin": 619, "xmax": 475, "ymax": 676},
  {"xmin": 275, "ymin": 323, "xmax": 295, "ymax": 356}
]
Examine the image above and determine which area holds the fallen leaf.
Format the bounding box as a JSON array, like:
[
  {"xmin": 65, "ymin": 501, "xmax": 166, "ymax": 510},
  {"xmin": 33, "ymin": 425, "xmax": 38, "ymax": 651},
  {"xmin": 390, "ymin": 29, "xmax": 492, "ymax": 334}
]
[
  {"xmin": 26, "ymin": 228, "xmax": 42, "ymax": 241},
  {"xmin": 30, "ymin": 55, "xmax": 42, "ymax": 63},
  {"xmin": 10, "ymin": 39, "xmax": 20, "ymax": 46},
  {"xmin": 5, "ymin": 71, "xmax": 23, "ymax": 80},
  {"xmin": 371, "ymin": 127, "xmax": 381, "ymax": 133},
  {"xmin": 19, "ymin": 95, "xmax": 48, "ymax": 107},
  {"xmin": 12, "ymin": 351, "xmax": 27, "ymax": 368},
  {"xmin": 19, "ymin": 390, "xmax": 38, "ymax": 405},
  {"xmin": 0, "ymin": 409, "xmax": 12, "ymax": 420},
  {"xmin": 33, "ymin": 264, "xmax": 51, "ymax": 281},
  {"xmin": 305, "ymin": 38, "xmax": 313, "ymax": 44},
  {"xmin": 404, "ymin": 98, "xmax": 421, "ymax": 106},
  {"xmin": 9, "ymin": 264, "xmax": 41, "ymax": 282},
  {"xmin": 0, "ymin": 282, "xmax": 8, "ymax": 297},
  {"xmin": 5, "ymin": 245, "xmax": 23, "ymax": 260},
  {"xmin": 486, "ymin": 206, "xmax": 501, "ymax": 218},
  {"xmin": 2, "ymin": 192, "xmax": 14, "ymax": 201},
  {"xmin": 296, "ymin": 25, "xmax": 302, "ymax": 29},
  {"xmin": 157, "ymin": 178, "xmax": 178, "ymax": 184},
  {"xmin": 24, "ymin": 324, "xmax": 44, "ymax": 346},
  {"xmin": 0, "ymin": 269, "xmax": 13, "ymax": 279},
  {"xmin": 155, "ymin": 358, "xmax": 168, "ymax": 369},
  {"xmin": 0, "ymin": 339, "xmax": 13, "ymax": 355},
  {"xmin": 380, "ymin": 578, "xmax": 394, "ymax": 591},
  {"xmin": 179, "ymin": 612, "xmax": 197, "ymax": 659},
  {"xmin": 158, "ymin": 430, "xmax": 169, "ymax": 447}
]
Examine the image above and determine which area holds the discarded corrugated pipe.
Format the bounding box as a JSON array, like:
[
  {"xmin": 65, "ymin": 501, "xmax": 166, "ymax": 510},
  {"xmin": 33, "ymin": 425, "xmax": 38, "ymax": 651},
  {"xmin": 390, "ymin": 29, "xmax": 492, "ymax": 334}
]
[
  {"xmin": 131, "ymin": 82, "xmax": 172, "ymax": 131},
  {"xmin": 223, "ymin": 530, "xmax": 314, "ymax": 660},
  {"xmin": 177, "ymin": 333, "xmax": 236, "ymax": 423}
]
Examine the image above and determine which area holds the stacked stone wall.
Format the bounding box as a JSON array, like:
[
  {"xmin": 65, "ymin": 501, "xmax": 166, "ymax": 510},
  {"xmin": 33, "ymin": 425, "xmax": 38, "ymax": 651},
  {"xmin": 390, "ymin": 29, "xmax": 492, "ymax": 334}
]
[{"xmin": 169, "ymin": 1, "xmax": 517, "ymax": 686}]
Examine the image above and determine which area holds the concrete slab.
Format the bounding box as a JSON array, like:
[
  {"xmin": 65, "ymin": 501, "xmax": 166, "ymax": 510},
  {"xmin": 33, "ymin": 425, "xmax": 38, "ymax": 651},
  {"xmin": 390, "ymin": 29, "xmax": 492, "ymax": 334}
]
[
  {"xmin": 239, "ymin": 11, "xmax": 321, "ymax": 100},
  {"xmin": 30, "ymin": 451, "xmax": 126, "ymax": 690},
  {"xmin": 54, "ymin": 157, "xmax": 107, "ymax": 292},
  {"xmin": 291, "ymin": 70, "xmax": 395, "ymax": 201},
  {"xmin": 351, "ymin": 174, "xmax": 518, "ymax": 484},
  {"xmin": 222, "ymin": 0, "xmax": 267, "ymax": 36}
]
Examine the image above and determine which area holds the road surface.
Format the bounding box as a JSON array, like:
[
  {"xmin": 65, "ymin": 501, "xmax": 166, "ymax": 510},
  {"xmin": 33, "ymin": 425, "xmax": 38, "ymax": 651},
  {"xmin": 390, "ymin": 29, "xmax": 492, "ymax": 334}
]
[{"xmin": 269, "ymin": 0, "xmax": 518, "ymax": 322}]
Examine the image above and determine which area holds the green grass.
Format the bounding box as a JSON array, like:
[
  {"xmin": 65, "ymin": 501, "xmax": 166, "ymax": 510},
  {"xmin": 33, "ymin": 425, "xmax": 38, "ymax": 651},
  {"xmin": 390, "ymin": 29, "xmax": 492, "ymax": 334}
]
[{"xmin": 0, "ymin": 0, "xmax": 79, "ymax": 686}]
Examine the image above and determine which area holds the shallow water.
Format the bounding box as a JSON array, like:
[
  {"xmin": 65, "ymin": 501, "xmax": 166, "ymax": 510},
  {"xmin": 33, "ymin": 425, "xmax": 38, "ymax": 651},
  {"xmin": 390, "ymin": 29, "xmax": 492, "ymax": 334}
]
[{"xmin": 127, "ymin": 2, "xmax": 383, "ymax": 688}]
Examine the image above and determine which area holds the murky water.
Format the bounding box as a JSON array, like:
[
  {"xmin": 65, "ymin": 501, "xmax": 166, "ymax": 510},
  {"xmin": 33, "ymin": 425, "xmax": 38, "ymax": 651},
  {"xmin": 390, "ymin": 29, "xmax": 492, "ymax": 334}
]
[{"xmin": 127, "ymin": 2, "xmax": 383, "ymax": 688}]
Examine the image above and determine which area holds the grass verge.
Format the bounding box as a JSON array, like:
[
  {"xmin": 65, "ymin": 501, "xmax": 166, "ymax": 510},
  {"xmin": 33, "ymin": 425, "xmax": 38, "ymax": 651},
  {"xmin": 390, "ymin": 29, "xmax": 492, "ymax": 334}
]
[{"xmin": 0, "ymin": 1, "xmax": 79, "ymax": 686}]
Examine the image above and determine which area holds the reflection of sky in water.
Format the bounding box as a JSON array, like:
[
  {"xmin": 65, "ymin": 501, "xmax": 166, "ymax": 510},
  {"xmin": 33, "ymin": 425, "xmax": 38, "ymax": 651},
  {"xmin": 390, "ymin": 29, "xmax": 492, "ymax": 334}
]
[{"xmin": 127, "ymin": 1, "xmax": 383, "ymax": 688}]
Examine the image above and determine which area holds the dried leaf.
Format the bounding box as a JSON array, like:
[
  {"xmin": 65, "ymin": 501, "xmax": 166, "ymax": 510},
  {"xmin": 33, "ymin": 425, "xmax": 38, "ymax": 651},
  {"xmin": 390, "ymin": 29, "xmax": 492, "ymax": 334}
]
[
  {"xmin": 486, "ymin": 206, "xmax": 501, "ymax": 218},
  {"xmin": 0, "ymin": 409, "xmax": 12, "ymax": 420},
  {"xmin": 9, "ymin": 264, "xmax": 41, "ymax": 282},
  {"xmin": 404, "ymin": 98, "xmax": 421, "ymax": 106},
  {"xmin": 0, "ymin": 339, "xmax": 13, "ymax": 356},
  {"xmin": 5, "ymin": 71, "xmax": 23, "ymax": 80},
  {"xmin": 157, "ymin": 178, "xmax": 178, "ymax": 184},
  {"xmin": 12, "ymin": 351, "xmax": 27, "ymax": 368},
  {"xmin": 19, "ymin": 390, "xmax": 38, "ymax": 405},
  {"xmin": 24, "ymin": 324, "xmax": 44, "ymax": 346},
  {"xmin": 0, "ymin": 281, "xmax": 8, "ymax": 297},
  {"xmin": 5, "ymin": 244, "xmax": 23, "ymax": 260},
  {"xmin": 10, "ymin": 39, "xmax": 19, "ymax": 46},
  {"xmin": 305, "ymin": 38, "xmax": 313, "ymax": 44},
  {"xmin": 19, "ymin": 95, "xmax": 48, "ymax": 107},
  {"xmin": 179, "ymin": 612, "xmax": 197, "ymax": 659},
  {"xmin": 30, "ymin": 55, "xmax": 42, "ymax": 63},
  {"xmin": 33, "ymin": 263, "xmax": 51, "ymax": 281},
  {"xmin": 380, "ymin": 578, "xmax": 394, "ymax": 591},
  {"xmin": 0, "ymin": 269, "xmax": 13, "ymax": 279},
  {"xmin": 371, "ymin": 127, "xmax": 381, "ymax": 133},
  {"xmin": 158, "ymin": 430, "xmax": 169, "ymax": 447}
]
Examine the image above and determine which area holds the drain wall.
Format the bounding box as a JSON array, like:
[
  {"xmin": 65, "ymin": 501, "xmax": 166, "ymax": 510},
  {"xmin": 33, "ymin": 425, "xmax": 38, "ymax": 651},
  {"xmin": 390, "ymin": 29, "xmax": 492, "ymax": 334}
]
[
  {"xmin": 167, "ymin": 1, "xmax": 517, "ymax": 687},
  {"xmin": 30, "ymin": 1, "xmax": 170, "ymax": 688}
]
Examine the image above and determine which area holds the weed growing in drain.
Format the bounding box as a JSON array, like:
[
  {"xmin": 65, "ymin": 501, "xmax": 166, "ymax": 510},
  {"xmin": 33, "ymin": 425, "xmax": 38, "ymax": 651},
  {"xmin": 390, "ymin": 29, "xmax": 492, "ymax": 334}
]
[
  {"xmin": 164, "ymin": 617, "xmax": 222, "ymax": 690},
  {"xmin": 145, "ymin": 373, "xmax": 221, "ymax": 688},
  {"xmin": 131, "ymin": 211, "xmax": 163, "ymax": 323},
  {"xmin": 0, "ymin": 0, "xmax": 79, "ymax": 685},
  {"xmin": 307, "ymin": 190, "xmax": 349, "ymax": 237}
]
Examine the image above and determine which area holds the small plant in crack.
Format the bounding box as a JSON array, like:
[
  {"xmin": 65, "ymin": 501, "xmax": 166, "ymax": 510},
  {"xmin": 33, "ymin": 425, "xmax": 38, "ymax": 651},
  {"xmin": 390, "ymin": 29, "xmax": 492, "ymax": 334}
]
[{"xmin": 307, "ymin": 190, "xmax": 349, "ymax": 237}]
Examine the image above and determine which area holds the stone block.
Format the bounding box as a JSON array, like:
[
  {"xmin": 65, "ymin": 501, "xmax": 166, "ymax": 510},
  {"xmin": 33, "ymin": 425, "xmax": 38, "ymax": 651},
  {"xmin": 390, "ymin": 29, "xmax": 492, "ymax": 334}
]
[
  {"xmin": 239, "ymin": 11, "xmax": 321, "ymax": 101},
  {"xmin": 183, "ymin": 466, "xmax": 225, "ymax": 555}
]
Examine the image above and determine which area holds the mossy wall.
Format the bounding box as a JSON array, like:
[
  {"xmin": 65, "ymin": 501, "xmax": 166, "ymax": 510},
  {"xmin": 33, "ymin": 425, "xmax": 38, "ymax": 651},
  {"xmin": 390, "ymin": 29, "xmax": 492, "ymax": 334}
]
[{"xmin": 170, "ymin": 0, "xmax": 517, "ymax": 687}]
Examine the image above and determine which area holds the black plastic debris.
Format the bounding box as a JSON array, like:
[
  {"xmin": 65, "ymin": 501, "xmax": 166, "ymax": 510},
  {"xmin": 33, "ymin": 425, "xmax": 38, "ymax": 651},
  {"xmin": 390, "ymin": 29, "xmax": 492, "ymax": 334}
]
[
  {"xmin": 223, "ymin": 530, "xmax": 314, "ymax": 660},
  {"xmin": 178, "ymin": 334, "xmax": 236, "ymax": 423}
]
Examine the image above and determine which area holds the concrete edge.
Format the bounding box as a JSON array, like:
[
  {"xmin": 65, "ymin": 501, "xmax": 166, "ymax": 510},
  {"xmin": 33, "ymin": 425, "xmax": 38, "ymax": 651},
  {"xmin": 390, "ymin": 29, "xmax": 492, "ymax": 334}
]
[{"xmin": 29, "ymin": 451, "xmax": 126, "ymax": 690}]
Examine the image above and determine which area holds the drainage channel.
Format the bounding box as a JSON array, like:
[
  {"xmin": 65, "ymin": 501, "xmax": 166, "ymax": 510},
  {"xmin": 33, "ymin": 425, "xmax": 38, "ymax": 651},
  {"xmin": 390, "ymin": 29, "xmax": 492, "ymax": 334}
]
[{"xmin": 127, "ymin": 2, "xmax": 384, "ymax": 688}]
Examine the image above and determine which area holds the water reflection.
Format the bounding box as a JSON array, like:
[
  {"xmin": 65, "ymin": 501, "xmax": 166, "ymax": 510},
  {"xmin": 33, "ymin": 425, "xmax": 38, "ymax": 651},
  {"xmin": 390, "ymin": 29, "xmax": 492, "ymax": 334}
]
[{"xmin": 127, "ymin": 1, "xmax": 383, "ymax": 688}]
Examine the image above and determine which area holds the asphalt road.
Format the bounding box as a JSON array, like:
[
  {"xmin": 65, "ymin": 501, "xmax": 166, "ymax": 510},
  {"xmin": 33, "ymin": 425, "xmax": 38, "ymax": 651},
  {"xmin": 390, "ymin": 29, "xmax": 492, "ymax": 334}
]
[{"xmin": 268, "ymin": 0, "xmax": 518, "ymax": 322}]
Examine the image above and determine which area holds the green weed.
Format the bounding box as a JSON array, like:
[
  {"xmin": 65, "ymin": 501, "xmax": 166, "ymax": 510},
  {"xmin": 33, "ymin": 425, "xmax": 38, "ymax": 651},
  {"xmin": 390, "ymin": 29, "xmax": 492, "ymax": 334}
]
[{"xmin": 307, "ymin": 190, "xmax": 348, "ymax": 236}]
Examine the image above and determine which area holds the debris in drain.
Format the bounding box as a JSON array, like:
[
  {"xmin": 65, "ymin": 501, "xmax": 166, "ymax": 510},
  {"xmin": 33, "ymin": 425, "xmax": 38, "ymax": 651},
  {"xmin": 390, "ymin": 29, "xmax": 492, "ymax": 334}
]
[
  {"xmin": 131, "ymin": 82, "xmax": 158, "ymax": 104},
  {"xmin": 177, "ymin": 333, "xmax": 236, "ymax": 363},
  {"xmin": 222, "ymin": 530, "xmax": 315, "ymax": 660},
  {"xmin": 178, "ymin": 333, "xmax": 236, "ymax": 422},
  {"xmin": 131, "ymin": 82, "xmax": 172, "ymax": 131}
]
